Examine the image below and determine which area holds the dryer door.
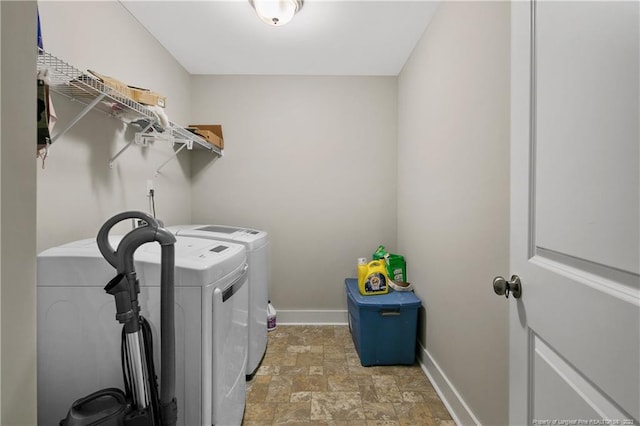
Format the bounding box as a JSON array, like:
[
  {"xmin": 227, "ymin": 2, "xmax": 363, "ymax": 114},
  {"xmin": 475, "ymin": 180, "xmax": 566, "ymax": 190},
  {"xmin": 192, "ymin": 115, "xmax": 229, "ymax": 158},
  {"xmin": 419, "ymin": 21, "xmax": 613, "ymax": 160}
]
[{"xmin": 211, "ymin": 264, "xmax": 249, "ymax": 426}]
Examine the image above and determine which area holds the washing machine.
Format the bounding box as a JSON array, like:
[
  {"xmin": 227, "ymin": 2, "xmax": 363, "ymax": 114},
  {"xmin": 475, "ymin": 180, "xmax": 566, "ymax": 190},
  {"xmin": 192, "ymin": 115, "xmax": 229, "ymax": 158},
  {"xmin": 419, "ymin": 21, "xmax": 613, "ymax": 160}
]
[
  {"xmin": 37, "ymin": 235, "xmax": 249, "ymax": 426},
  {"xmin": 170, "ymin": 225, "xmax": 269, "ymax": 376}
]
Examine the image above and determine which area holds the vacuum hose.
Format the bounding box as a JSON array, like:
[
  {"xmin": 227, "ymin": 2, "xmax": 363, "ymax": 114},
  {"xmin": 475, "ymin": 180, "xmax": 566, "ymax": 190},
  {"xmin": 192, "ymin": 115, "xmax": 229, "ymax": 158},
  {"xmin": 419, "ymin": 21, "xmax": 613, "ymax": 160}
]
[
  {"xmin": 158, "ymin": 235, "xmax": 177, "ymax": 424},
  {"xmin": 97, "ymin": 211, "xmax": 177, "ymax": 426}
]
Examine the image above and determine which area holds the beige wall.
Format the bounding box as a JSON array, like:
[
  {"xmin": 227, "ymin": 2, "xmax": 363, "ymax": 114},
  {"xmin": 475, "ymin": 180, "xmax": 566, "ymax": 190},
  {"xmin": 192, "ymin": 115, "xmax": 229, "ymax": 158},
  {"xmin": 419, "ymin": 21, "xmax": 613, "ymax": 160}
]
[
  {"xmin": 397, "ymin": 2, "xmax": 510, "ymax": 425},
  {"xmin": 36, "ymin": 1, "xmax": 195, "ymax": 252},
  {"xmin": 1, "ymin": 2, "xmax": 38, "ymax": 424},
  {"xmin": 190, "ymin": 76, "xmax": 398, "ymax": 317}
]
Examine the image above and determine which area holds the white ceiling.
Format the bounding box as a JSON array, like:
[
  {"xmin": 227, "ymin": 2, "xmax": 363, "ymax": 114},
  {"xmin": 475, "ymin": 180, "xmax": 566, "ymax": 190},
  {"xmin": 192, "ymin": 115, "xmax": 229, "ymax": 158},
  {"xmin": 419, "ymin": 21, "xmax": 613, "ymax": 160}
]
[{"xmin": 120, "ymin": 0, "xmax": 440, "ymax": 76}]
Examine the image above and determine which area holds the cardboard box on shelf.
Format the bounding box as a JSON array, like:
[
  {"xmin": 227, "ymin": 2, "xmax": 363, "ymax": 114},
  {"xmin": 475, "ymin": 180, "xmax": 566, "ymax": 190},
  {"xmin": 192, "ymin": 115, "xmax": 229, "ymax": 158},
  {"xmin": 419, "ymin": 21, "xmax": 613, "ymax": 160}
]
[
  {"xmin": 87, "ymin": 70, "xmax": 167, "ymax": 108},
  {"xmin": 129, "ymin": 86, "xmax": 166, "ymax": 108},
  {"xmin": 188, "ymin": 124, "xmax": 224, "ymax": 149},
  {"xmin": 87, "ymin": 70, "xmax": 133, "ymax": 99}
]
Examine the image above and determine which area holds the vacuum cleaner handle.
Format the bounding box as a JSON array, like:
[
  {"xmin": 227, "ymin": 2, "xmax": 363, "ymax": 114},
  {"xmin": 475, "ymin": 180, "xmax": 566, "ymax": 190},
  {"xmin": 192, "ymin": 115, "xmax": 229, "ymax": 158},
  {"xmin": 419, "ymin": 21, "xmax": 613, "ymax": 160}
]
[
  {"xmin": 97, "ymin": 211, "xmax": 159, "ymax": 268},
  {"xmin": 98, "ymin": 211, "xmax": 178, "ymax": 426}
]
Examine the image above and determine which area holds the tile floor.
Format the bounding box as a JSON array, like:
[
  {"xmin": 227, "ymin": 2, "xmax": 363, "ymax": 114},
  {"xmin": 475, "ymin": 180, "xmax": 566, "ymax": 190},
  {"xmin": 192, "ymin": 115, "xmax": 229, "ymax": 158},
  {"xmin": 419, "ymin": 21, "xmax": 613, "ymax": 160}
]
[{"xmin": 242, "ymin": 325, "xmax": 455, "ymax": 425}]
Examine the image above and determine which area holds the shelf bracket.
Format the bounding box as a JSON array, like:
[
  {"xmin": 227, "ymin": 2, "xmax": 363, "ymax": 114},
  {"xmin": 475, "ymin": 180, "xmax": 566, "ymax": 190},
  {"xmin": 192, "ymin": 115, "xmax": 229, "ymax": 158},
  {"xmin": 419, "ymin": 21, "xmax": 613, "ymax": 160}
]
[
  {"xmin": 155, "ymin": 142, "xmax": 189, "ymax": 177},
  {"xmin": 109, "ymin": 140, "xmax": 134, "ymax": 169},
  {"xmin": 133, "ymin": 122, "xmax": 159, "ymax": 147},
  {"xmin": 109, "ymin": 122, "xmax": 160, "ymax": 168},
  {"xmin": 51, "ymin": 93, "xmax": 107, "ymax": 144}
]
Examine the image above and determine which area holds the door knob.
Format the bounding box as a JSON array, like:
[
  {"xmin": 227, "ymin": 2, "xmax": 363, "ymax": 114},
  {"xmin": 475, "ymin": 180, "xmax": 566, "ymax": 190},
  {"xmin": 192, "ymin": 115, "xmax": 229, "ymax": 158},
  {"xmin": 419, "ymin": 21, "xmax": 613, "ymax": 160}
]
[{"xmin": 493, "ymin": 275, "xmax": 522, "ymax": 299}]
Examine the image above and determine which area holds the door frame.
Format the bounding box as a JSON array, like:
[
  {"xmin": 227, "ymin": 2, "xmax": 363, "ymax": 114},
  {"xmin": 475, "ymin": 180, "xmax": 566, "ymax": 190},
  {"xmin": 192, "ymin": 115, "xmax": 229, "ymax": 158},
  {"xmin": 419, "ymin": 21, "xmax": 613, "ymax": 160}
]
[{"xmin": 509, "ymin": 1, "xmax": 535, "ymax": 423}]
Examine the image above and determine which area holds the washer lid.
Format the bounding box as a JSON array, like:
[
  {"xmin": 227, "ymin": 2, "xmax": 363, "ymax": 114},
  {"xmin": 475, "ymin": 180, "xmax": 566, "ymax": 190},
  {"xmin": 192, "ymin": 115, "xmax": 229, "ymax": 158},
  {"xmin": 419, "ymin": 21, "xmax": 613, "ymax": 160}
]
[
  {"xmin": 37, "ymin": 235, "xmax": 246, "ymax": 287},
  {"xmin": 135, "ymin": 236, "xmax": 246, "ymax": 287},
  {"xmin": 37, "ymin": 237, "xmax": 119, "ymax": 287},
  {"xmin": 171, "ymin": 224, "xmax": 268, "ymax": 251}
]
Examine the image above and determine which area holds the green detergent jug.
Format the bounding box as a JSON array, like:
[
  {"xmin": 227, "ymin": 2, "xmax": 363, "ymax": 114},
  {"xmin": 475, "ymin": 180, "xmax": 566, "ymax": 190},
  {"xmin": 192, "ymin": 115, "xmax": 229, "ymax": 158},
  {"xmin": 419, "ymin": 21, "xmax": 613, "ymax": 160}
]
[{"xmin": 373, "ymin": 245, "xmax": 407, "ymax": 282}]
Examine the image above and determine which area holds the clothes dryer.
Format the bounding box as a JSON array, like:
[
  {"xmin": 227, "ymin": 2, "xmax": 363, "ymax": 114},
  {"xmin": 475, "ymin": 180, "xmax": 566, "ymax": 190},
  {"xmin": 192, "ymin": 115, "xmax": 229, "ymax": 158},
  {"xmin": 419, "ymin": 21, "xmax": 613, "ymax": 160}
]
[
  {"xmin": 170, "ymin": 225, "xmax": 269, "ymax": 376},
  {"xmin": 37, "ymin": 236, "xmax": 248, "ymax": 426}
]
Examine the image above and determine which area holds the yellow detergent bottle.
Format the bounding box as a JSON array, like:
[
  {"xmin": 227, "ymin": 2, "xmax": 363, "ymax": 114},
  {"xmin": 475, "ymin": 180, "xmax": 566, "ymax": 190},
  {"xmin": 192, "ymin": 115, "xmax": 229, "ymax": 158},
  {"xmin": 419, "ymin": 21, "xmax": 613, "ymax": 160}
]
[{"xmin": 359, "ymin": 260, "xmax": 389, "ymax": 296}]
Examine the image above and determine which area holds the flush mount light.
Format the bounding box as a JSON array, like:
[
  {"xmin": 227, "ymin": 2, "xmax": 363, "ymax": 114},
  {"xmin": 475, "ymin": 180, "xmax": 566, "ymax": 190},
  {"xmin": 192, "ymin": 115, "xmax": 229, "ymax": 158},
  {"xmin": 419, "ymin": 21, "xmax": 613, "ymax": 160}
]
[{"xmin": 249, "ymin": 0, "xmax": 303, "ymax": 26}]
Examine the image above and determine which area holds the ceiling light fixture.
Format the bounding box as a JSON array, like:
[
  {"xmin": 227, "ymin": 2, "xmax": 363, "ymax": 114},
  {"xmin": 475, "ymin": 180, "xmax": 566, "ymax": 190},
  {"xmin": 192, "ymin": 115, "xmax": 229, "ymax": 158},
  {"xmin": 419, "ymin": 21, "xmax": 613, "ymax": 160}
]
[{"xmin": 249, "ymin": 0, "xmax": 303, "ymax": 26}]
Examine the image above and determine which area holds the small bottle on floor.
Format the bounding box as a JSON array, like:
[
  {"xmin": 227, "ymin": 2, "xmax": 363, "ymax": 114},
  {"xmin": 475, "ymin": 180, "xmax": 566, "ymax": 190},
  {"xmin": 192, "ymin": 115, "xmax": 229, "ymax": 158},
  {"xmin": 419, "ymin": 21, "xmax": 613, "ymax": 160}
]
[{"xmin": 267, "ymin": 300, "xmax": 277, "ymax": 331}]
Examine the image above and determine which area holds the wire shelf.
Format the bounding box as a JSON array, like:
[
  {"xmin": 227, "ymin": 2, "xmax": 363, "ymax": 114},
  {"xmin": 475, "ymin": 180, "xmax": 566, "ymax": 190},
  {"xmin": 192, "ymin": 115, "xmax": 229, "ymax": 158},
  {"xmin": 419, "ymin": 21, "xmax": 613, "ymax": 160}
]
[{"xmin": 36, "ymin": 49, "xmax": 221, "ymax": 156}]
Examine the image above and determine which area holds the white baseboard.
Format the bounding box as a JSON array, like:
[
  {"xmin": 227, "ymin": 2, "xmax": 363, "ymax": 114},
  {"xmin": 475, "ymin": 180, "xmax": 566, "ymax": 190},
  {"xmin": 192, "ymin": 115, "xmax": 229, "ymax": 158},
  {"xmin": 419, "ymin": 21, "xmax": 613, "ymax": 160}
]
[
  {"xmin": 277, "ymin": 310, "xmax": 348, "ymax": 325},
  {"xmin": 416, "ymin": 341, "xmax": 481, "ymax": 426}
]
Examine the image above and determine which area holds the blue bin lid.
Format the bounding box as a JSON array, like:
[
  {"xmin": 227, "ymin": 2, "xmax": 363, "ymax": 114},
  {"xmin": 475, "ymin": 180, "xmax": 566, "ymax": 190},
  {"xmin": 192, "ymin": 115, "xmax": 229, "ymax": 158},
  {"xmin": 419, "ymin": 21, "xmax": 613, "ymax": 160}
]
[{"xmin": 345, "ymin": 278, "xmax": 421, "ymax": 309}]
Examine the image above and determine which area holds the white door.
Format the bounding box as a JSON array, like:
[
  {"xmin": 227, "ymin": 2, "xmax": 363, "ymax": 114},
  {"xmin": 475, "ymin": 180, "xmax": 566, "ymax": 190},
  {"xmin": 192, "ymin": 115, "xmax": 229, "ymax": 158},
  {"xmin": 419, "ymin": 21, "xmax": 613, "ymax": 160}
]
[{"xmin": 509, "ymin": 1, "xmax": 639, "ymax": 425}]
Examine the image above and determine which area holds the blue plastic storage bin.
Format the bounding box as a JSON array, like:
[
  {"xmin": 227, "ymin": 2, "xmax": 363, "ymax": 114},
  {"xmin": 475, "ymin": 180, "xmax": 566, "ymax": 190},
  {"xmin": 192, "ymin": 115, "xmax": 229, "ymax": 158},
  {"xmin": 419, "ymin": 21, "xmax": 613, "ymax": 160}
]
[{"xmin": 345, "ymin": 278, "xmax": 421, "ymax": 366}]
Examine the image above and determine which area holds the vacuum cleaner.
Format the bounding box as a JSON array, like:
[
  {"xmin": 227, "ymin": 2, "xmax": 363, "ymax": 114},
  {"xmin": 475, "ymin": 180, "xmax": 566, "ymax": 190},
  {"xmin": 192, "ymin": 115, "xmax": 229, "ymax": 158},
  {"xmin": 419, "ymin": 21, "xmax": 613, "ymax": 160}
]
[{"xmin": 60, "ymin": 211, "xmax": 177, "ymax": 426}]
